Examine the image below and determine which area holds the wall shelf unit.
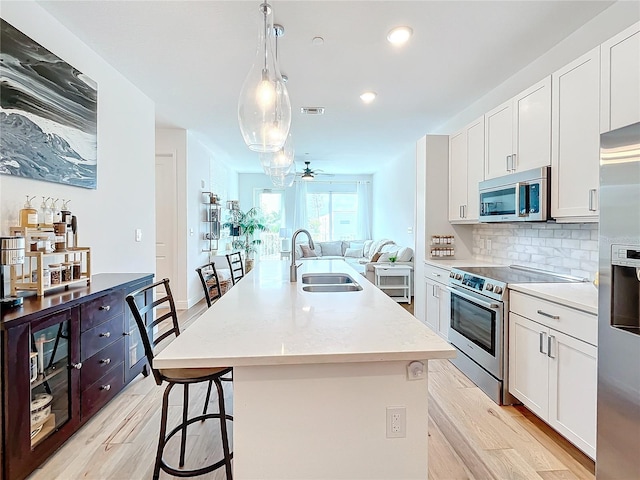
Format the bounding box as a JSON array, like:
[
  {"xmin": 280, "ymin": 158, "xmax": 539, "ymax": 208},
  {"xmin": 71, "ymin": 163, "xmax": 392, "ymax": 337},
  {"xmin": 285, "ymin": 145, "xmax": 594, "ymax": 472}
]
[{"xmin": 202, "ymin": 192, "xmax": 221, "ymax": 253}]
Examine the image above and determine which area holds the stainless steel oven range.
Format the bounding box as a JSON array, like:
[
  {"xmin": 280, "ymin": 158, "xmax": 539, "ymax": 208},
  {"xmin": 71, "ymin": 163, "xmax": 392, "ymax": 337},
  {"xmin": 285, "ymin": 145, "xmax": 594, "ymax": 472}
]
[{"xmin": 448, "ymin": 265, "xmax": 584, "ymax": 405}]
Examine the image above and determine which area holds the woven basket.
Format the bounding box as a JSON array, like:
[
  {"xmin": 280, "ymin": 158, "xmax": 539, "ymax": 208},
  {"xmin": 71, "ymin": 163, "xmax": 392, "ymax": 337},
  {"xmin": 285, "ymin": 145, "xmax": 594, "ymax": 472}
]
[{"xmin": 219, "ymin": 278, "xmax": 232, "ymax": 295}]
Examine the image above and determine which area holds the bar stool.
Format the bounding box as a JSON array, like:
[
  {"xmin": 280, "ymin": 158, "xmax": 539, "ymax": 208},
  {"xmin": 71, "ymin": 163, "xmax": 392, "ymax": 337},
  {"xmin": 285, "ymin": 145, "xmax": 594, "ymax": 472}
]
[
  {"xmin": 126, "ymin": 278, "xmax": 233, "ymax": 479},
  {"xmin": 196, "ymin": 261, "xmax": 222, "ymax": 307},
  {"xmin": 226, "ymin": 252, "xmax": 244, "ymax": 285}
]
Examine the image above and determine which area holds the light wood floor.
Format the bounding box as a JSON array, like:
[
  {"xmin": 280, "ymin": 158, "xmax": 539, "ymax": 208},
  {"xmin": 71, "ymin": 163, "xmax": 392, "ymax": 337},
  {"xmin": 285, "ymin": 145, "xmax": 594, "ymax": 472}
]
[{"xmin": 29, "ymin": 300, "xmax": 595, "ymax": 480}]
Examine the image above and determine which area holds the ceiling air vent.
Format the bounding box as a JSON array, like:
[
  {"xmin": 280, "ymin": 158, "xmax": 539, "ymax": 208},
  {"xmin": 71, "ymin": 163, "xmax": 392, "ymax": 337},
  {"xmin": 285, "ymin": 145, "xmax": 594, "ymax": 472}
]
[{"xmin": 301, "ymin": 107, "xmax": 325, "ymax": 115}]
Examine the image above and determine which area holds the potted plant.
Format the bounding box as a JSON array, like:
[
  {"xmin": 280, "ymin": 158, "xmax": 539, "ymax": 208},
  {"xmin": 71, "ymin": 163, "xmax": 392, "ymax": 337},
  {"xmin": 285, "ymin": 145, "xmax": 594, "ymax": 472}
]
[{"xmin": 223, "ymin": 207, "xmax": 267, "ymax": 272}]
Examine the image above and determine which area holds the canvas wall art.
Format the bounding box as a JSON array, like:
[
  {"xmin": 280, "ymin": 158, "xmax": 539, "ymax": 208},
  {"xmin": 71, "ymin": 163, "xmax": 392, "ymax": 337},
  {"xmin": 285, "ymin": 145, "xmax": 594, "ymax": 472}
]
[{"xmin": 0, "ymin": 18, "xmax": 98, "ymax": 189}]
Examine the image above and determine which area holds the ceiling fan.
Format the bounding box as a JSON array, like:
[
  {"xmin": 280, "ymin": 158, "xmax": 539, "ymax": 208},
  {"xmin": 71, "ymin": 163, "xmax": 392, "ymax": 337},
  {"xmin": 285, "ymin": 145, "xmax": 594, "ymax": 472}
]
[{"xmin": 296, "ymin": 161, "xmax": 333, "ymax": 181}]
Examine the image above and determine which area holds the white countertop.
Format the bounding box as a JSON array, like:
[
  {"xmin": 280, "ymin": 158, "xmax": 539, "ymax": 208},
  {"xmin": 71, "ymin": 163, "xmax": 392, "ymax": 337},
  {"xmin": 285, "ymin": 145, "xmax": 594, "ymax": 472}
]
[
  {"xmin": 509, "ymin": 282, "xmax": 598, "ymax": 315},
  {"xmin": 154, "ymin": 260, "xmax": 456, "ymax": 369},
  {"xmin": 425, "ymin": 258, "xmax": 501, "ymax": 269}
]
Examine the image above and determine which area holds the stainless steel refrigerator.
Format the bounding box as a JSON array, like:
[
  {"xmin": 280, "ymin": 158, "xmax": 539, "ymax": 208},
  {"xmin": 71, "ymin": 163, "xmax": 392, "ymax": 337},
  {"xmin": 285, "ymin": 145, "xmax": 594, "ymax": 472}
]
[{"xmin": 597, "ymin": 121, "xmax": 640, "ymax": 479}]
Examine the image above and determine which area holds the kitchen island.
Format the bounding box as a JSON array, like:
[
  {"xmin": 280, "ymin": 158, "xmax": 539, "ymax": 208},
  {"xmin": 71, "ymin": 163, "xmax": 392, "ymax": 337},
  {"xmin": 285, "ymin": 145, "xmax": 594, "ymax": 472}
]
[{"xmin": 154, "ymin": 259, "xmax": 455, "ymax": 479}]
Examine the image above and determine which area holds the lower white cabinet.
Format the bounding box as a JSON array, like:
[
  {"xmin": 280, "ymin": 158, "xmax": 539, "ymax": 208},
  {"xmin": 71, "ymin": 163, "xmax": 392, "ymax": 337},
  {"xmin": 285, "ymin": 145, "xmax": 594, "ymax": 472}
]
[
  {"xmin": 509, "ymin": 300, "xmax": 597, "ymax": 459},
  {"xmin": 424, "ymin": 264, "xmax": 450, "ymax": 340}
]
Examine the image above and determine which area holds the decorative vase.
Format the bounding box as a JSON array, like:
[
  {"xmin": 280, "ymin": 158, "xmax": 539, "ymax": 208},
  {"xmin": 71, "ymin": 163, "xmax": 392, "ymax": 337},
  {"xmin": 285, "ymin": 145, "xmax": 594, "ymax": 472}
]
[{"xmin": 245, "ymin": 258, "xmax": 254, "ymax": 273}]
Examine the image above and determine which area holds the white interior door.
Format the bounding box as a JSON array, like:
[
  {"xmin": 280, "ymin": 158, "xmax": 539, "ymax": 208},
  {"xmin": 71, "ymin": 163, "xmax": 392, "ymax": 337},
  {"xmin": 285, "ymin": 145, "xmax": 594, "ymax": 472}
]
[{"xmin": 155, "ymin": 153, "xmax": 178, "ymax": 284}]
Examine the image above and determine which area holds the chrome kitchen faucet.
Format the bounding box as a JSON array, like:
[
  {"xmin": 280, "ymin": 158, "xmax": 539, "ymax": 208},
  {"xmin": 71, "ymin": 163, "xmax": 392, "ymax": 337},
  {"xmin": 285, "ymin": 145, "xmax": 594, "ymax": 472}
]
[{"xmin": 290, "ymin": 229, "xmax": 314, "ymax": 282}]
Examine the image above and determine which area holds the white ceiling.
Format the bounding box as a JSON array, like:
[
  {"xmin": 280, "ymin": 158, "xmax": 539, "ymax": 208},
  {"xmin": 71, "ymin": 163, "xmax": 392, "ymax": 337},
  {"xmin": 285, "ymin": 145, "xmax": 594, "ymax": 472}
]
[{"xmin": 37, "ymin": 0, "xmax": 614, "ymax": 175}]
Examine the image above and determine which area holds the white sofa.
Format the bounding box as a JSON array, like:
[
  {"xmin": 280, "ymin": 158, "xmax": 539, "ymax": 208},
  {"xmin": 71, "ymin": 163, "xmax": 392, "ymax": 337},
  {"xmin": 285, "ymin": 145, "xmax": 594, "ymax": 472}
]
[{"xmin": 295, "ymin": 239, "xmax": 414, "ymax": 285}]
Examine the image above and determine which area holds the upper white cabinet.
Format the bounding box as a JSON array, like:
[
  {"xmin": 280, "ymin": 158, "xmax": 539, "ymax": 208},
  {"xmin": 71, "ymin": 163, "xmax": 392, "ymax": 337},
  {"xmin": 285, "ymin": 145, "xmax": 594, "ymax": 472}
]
[
  {"xmin": 551, "ymin": 47, "xmax": 601, "ymax": 221},
  {"xmin": 485, "ymin": 76, "xmax": 552, "ymax": 180},
  {"xmin": 601, "ymin": 22, "xmax": 640, "ymax": 133},
  {"xmin": 448, "ymin": 116, "xmax": 484, "ymax": 223}
]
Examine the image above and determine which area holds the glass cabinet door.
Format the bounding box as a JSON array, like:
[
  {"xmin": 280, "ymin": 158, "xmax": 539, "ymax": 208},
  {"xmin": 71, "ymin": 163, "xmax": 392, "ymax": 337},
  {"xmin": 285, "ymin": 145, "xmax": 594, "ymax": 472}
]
[
  {"xmin": 124, "ymin": 280, "xmax": 153, "ymax": 383},
  {"xmin": 30, "ymin": 318, "xmax": 71, "ymax": 448}
]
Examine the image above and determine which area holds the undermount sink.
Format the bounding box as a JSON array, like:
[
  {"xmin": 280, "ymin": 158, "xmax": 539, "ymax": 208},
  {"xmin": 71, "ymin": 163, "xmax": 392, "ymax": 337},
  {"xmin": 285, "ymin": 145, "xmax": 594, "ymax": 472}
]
[
  {"xmin": 302, "ymin": 284, "xmax": 363, "ymax": 293},
  {"xmin": 301, "ymin": 273, "xmax": 355, "ymax": 284}
]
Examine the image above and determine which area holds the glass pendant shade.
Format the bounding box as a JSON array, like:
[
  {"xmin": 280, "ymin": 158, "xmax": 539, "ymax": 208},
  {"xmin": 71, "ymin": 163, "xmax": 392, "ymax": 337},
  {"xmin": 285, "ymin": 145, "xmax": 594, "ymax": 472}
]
[
  {"xmin": 238, "ymin": 2, "xmax": 291, "ymax": 153},
  {"xmin": 270, "ymin": 162, "xmax": 296, "ymax": 188},
  {"xmin": 259, "ymin": 132, "xmax": 294, "ymax": 174}
]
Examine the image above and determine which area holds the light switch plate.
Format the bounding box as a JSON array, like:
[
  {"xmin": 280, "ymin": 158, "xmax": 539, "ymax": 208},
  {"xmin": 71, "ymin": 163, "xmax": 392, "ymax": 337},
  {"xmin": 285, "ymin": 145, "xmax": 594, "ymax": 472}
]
[{"xmin": 135, "ymin": 229, "xmax": 142, "ymax": 242}]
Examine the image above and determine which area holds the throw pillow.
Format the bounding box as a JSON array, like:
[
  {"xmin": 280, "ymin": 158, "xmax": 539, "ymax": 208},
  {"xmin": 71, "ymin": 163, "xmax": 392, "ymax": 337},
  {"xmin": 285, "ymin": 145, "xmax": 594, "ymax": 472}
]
[
  {"xmin": 344, "ymin": 247, "xmax": 363, "ymax": 258},
  {"xmin": 370, "ymin": 252, "xmax": 382, "ymax": 262},
  {"xmin": 396, "ymin": 246, "xmax": 414, "ymax": 262},
  {"xmin": 378, "ymin": 252, "xmax": 394, "ymax": 262},
  {"xmin": 349, "ymin": 242, "xmax": 364, "ymax": 255},
  {"xmin": 362, "ymin": 240, "xmax": 374, "ymax": 258},
  {"xmin": 300, "ymin": 245, "xmax": 318, "ymax": 258},
  {"xmin": 319, "ymin": 241, "xmax": 342, "ymax": 256}
]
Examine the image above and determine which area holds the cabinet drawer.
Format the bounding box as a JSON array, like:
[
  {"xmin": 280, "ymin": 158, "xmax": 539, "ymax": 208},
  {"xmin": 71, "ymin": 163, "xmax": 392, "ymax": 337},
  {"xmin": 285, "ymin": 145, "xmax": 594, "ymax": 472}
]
[
  {"xmin": 81, "ymin": 362, "xmax": 124, "ymax": 420},
  {"xmin": 81, "ymin": 290, "xmax": 123, "ymax": 332},
  {"xmin": 376, "ymin": 267, "xmax": 410, "ymax": 277},
  {"xmin": 81, "ymin": 337, "xmax": 125, "ymax": 389},
  {"xmin": 509, "ymin": 291, "xmax": 597, "ymax": 346},
  {"xmin": 81, "ymin": 314, "xmax": 124, "ymax": 361},
  {"xmin": 424, "ymin": 264, "xmax": 450, "ymax": 285}
]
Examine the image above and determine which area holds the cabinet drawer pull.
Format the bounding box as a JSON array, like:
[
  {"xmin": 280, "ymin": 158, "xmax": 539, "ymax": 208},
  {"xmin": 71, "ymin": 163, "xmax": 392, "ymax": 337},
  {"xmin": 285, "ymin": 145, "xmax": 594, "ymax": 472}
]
[
  {"xmin": 539, "ymin": 331, "xmax": 547, "ymax": 354},
  {"xmin": 100, "ymin": 384, "xmax": 111, "ymax": 391},
  {"xmin": 432, "ymin": 272, "xmax": 441, "ymax": 277},
  {"xmin": 548, "ymin": 335, "xmax": 556, "ymax": 359},
  {"xmin": 99, "ymin": 332, "xmax": 111, "ymax": 338},
  {"xmin": 71, "ymin": 362, "xmax": 83, "ymax": 370},
  {"xmin": 537, "ymin": 309, "xmax": 559, "ymax": 320},
  {"xmin": 100, "ymin": 358, "xmax": 111, "ymax": 365},
  {"xmin": 99, "ymin": 305, "xmax": 111, "ymax": 311}
]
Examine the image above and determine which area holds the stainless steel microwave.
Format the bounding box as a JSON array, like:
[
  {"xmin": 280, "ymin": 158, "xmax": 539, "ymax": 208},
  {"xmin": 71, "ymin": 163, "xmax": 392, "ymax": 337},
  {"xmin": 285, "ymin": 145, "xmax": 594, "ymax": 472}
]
[{"xmin": 479, "ymin": 166, "xmax": 550, "ymax": 222}]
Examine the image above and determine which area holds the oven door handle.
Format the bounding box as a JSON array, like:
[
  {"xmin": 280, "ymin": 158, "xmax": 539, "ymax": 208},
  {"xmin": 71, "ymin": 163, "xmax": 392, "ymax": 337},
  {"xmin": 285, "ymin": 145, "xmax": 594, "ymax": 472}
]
[{"xmin": 447, "ymin": 287, "xmax": 500, "ymax": 310}]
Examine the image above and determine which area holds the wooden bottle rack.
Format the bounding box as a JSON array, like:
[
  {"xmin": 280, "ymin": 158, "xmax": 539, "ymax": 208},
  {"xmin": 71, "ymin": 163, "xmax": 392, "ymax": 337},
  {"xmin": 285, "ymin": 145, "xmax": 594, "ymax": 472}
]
[{"xmin": 9, "ymin": 226, "xmax": 91, "ymax": 296}]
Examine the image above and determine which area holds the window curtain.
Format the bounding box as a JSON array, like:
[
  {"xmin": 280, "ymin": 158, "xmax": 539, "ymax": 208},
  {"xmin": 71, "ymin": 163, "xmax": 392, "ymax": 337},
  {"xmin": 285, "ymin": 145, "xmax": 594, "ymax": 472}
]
[
  {"xmin": 293, "ymin": 180, "xmax": 308, "ymax": 230},
  {"xmin": 356, "ymin": 181, "xmax": 371, "ymax": 240}
]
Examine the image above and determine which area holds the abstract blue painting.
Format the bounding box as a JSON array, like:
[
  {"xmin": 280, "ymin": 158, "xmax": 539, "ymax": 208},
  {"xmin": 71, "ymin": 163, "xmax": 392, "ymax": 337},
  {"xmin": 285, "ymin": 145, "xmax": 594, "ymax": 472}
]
[{"xmin": 0, "ymin": 19, "xmax": 98, "ymax": 189}]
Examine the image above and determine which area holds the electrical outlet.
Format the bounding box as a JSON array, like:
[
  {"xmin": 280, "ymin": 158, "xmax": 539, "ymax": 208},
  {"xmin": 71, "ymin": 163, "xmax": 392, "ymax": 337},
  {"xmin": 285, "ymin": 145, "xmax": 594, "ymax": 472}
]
[{"xmin": 386, "ymin": 406, "xmax": 406, "ymax": 438}]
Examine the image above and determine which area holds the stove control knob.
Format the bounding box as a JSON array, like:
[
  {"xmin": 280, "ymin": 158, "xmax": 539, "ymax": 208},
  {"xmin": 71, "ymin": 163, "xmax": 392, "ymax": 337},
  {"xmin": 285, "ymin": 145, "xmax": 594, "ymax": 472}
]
[
  {"xmin": 494, "ymin": 286, "xmax": 503, "ymax": 294},
  {"xmin": 486, "ymin": 284, "xmax": 494, "ymax": 292},
  {"xmin": 449, "ymin": 272, "xmax": 455, "ymax": 278},
  {"xmin": 455, "ymin": 273, "xmax": 462, "ymax": 280}
]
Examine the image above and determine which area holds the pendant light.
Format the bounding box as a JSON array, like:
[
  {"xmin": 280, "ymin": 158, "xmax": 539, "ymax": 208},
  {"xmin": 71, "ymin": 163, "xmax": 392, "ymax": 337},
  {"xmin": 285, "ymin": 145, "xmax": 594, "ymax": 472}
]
[
  {"xmin": 260, "ymin": 132, "xmax": 294, "ymax": 174},
  {"xmin": 238, "ymin": 2, "xmax": 291, "ymax": 153}
]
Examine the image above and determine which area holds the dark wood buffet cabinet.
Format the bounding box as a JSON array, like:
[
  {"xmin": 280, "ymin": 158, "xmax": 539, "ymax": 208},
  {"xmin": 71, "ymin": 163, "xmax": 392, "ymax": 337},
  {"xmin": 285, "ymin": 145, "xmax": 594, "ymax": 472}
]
[{"xmin": 0, "ymin": 273, "xmax": 154, "ymax": 480}]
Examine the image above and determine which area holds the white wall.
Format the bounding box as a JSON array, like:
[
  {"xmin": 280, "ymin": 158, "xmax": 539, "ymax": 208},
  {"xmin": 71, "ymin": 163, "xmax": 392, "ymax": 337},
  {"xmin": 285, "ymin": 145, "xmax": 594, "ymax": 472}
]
[
  {"xmin": 372, "ymin": 148, "xmax": 416, "ymax": 249},
  {"xmin": 436, "ymin": 1, "xmax": 640, "ymax": 134},
  {"xmin": 156, "ymin": 128, "xmax": 239, "ymax": 308},
  {"xmin": 0, "ymin": 1, "xmax": 156, "ymax": 275}
]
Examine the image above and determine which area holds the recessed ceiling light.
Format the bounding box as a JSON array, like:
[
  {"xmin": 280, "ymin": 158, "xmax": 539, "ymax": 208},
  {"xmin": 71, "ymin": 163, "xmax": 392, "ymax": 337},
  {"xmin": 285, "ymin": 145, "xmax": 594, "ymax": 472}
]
[
  {"xmin": 387, "ymin": 26, "xmax": 413, "ymax": 45},
  {"xmin": 360, "ymin": 91, "xmax": 377, "ymax": 104}
]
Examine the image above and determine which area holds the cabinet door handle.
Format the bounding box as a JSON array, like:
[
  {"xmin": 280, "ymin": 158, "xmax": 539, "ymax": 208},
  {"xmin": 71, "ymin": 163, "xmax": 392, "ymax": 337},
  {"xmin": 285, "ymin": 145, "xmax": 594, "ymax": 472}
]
[
  {"xmin": 548, "ymin": 335, "xmax": 556, "ymax": 359},
  {"xmin": 71, "ymin": 362, "xmax": 83, "ymax": 370},
  {"xmin": 100, "ymin": 358, "xmax": 111, "ymax": 365},
  {"xmin": 433, "ymin": 285, "xmax": 439, "ymax": 299},
  {"xmin": 459, "ymin": 205, "xmax": 464, "ymax": 218},
  {"xmin": 99, "ymin": 332, "xmax": 111, "ymax": 338},
  {"xmin": 99, "ymin": 305, "xmax": 111, "ymax": 311},
  {"xmin": 511, "ymin": 153, "xmax": 517, "ymax": 171},
  {"xmin": 100, "ymin": 384, "xmax": 111, "ymax": 391},
  {"xmin": 589, "ymin": 189, "xmax": 598, "ymax": 211},
  {"xmin": 537, "ymin": 309, "xmax": 559, "ymax": 320},
  {"xmin": 539, "ymin": 331, "xmax": 547, "ymax": 354},
  {"xmin": 506, "ymin": 155, "xmax": 512, "ymax": 172}
]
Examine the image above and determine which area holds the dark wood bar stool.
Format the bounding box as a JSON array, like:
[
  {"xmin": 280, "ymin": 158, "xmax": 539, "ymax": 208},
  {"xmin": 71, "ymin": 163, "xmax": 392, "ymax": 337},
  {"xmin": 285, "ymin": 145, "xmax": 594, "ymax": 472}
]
[
  {"xmin": 126, "ymin": 278, "xmax": 233, "ymax": 479},
  {"xmin": 196, "ymin": 261, "xmax": 223, "ymax": 307},
  {"xmin": 226, "ymin": 252, "xmax": 244, "ymax": 285}
]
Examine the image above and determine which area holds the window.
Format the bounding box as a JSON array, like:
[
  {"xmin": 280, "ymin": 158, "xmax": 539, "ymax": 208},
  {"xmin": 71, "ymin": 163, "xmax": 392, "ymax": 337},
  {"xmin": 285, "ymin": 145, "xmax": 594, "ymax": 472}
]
[
  {"xmin": 306, "ymin": 192, "xmax": 358, "ymax": 241},
  {"xmin": 255, "ymin": 189, "xmax": 284, "ymax": 259}
]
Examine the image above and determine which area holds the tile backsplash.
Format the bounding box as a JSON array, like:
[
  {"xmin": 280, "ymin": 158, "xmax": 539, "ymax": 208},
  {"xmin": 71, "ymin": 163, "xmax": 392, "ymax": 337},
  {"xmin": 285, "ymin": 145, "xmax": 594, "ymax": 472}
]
[{"xmin": 473, "ymin": 223, "xmax": 598, "ymax": 280}]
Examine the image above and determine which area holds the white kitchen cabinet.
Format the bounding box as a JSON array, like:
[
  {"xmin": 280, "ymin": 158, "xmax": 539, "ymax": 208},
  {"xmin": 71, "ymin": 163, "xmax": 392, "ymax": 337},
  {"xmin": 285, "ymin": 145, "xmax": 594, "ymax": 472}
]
[
  {"xmin": 485, "ymin": 76, "xmax": 552, "ymax": 179},
  {"xmin": 448, "ymin": 116, "xmax": 484, "ymax": 223},
  {"xmin": 508, "ymin": 291, "xmax": 597, "ymax": 459},
  {"xmin": 424, "ymin": 264, "xmax": 450, "ymax": 340},
  {"xmin": 551, "ymin": 47, "xmax": 601, "ymax": 221},
  {"xmin": 601, "ymin": 22, "xmax": 640, "ymax": 133}
]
